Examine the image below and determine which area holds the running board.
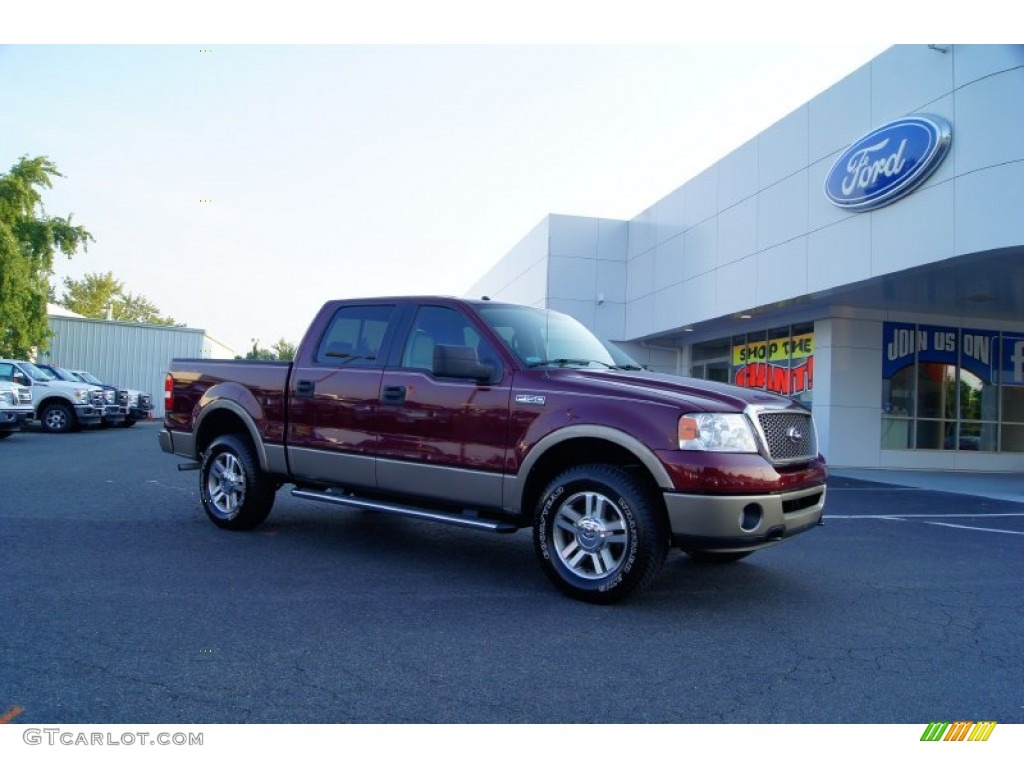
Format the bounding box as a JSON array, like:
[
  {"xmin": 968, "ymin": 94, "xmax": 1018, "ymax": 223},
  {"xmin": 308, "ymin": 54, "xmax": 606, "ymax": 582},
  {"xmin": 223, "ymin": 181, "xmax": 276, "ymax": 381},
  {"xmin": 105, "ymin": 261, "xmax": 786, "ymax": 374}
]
[{"xmin": 290, "ymin": 488, "xmax": 519, "ymax": 533}]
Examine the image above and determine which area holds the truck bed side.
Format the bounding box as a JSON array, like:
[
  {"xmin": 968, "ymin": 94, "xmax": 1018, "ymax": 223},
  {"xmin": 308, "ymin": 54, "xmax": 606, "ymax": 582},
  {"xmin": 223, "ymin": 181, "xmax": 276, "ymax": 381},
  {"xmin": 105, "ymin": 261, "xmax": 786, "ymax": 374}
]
[{"xmin": 164, "ymin": 359, "xmax": 292, "ymax": 466}]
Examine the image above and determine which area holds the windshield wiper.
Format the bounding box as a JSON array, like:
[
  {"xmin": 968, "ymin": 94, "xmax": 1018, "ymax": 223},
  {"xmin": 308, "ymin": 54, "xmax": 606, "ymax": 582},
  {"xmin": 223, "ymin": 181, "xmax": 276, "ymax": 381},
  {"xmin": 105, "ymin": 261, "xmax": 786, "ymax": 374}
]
[{"xmin": 528, "ymin": 358, "xmax": 614, "ymax": 369}]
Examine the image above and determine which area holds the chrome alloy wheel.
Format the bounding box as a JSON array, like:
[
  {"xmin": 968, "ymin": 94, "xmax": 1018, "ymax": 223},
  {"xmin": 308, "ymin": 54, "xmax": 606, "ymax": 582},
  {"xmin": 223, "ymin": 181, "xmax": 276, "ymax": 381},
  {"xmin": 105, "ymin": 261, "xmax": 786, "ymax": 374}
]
[
  {"xmin": 551, "ymin": 490, "xmax": 630, "ymax": 579},
  {"xmin": 205, "ymin": 451, "xmax": 246, "ymax": 520}
]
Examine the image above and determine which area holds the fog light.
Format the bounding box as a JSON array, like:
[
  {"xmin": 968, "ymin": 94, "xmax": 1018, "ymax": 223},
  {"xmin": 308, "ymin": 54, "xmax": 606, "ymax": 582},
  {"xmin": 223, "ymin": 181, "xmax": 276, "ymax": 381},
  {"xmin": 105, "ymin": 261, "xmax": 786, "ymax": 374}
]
[{"xmin": 740, "ymin": 503, "xmax": 762, "ymax": 532}]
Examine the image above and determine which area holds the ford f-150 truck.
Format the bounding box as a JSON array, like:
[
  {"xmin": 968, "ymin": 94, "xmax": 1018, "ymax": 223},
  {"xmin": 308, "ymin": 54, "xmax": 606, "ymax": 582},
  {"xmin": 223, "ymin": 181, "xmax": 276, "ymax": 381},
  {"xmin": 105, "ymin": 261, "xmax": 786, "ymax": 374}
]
[{"xmin": 160, "ymin": 297, "xmax": 826, "ymax": 603}]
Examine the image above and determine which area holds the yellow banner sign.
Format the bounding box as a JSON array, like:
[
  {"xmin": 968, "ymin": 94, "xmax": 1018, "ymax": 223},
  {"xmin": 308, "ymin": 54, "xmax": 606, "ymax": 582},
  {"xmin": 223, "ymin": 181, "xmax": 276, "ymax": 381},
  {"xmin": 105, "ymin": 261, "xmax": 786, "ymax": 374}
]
[{"xmin": 732, "ymin": 333, "xmax": 814, "ymax": 366}]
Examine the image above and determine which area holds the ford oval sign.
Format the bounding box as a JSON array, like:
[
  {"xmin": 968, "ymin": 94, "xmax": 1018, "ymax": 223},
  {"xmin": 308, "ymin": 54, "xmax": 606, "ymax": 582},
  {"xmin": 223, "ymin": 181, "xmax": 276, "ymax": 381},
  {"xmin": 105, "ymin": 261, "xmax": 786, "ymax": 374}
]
[{"xmin": 824, "ymin": 115, "xmax": 951, "ymax": 211}]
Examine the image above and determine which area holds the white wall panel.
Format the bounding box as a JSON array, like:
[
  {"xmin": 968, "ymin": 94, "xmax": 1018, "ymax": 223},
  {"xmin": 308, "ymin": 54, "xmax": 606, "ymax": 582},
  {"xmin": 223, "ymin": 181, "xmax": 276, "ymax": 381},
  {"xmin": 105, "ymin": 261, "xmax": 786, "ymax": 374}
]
[
  {"xmin": 758, "ymin": 106, "xmax": 809, "ymax": 189},
  {"xmin": 755, "ymin": 237, "xmax": 807, "ymax": 307},
  {"xmin": 549, "ymin": 214, "xmax": 599, "ymax": 258},
  {"xmin": 548, "ymin": 256, "xmax": 597, "ymax": 302},
  {"xmin": 682, "ymin": 164, "xmax": 718, "ymax": 228},
  {"xmin": 953, "ymin": 67, "xmax": 1024, "ymax": 176},
  {"xmin": 808, "ymin": 62, "xmax": 872, "ymax": 163},
  {"xmin": 870, "ymin": 45, "xmax": 953, "ymax": 123},
  {"xmin": 654, "ymin": 235, "xmax": 685, "ymax": 289},
  {"xmin": 717, "ymin": 137, "xmax": 758, "ymax": 210},
  {"xmin": 757, "ymin": 170, "xmax": 808, "ymax": 251},
  {"xmin": 954, "ymin": 160, "xmax": 1024, "ymax": 256},
  {"xmin": 716, "ymin": 197, "xmax": 757, "ymax": 268},
  {"xmin": 682, "ymin": 218, "xmax": 717, "ymax": 280},
  {"xmin": 953, "ymin": 44, "xmax": 1024, "ymax": 89},
  {"xmin": 870, "ymin": 179, "xmax": 954, "ymax": 274},
  {"xmin": 807, "ymin": 214, "xmax": 872, "ymax": 293}
]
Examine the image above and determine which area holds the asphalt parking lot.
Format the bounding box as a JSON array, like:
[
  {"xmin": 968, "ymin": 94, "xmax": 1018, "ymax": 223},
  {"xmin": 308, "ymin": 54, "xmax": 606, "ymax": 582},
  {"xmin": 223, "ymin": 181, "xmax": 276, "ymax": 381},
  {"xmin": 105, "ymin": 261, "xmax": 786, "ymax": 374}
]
[{"xmin": 1, "ymin": 422, "xmax": 1022, "ymax": 724}]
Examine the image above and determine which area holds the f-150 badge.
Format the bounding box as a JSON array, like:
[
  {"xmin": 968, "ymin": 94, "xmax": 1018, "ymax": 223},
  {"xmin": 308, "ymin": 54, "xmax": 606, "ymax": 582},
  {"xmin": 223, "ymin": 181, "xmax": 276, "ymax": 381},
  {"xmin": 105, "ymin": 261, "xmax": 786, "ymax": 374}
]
[{"xmin": 515, "ymin": 394, "xmax": 546, "ymax": 405}]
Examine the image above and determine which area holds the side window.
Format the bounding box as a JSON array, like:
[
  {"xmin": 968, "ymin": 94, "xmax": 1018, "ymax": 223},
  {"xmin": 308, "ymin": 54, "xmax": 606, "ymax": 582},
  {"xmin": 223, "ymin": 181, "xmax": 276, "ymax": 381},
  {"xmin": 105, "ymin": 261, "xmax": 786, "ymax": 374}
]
[
  {"xmin": 401, "ymin": 306, "xmax": 500, "ymax": 374},
  {"xmin": 315, "ymin": 305, "xmax": 395, "ymax": 367}
]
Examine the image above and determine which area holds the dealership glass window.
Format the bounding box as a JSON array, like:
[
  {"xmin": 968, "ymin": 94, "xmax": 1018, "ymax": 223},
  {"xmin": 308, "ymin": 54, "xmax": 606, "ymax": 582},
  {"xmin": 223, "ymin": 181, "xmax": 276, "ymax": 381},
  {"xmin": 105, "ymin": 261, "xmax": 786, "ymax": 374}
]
[
  {"xmin": 691, "ymin": 323, "xmax": 814, "ymax": 405},
  {"xmin": 881, "ymin": 323, "xmax": 1018, "ymax": 452}
]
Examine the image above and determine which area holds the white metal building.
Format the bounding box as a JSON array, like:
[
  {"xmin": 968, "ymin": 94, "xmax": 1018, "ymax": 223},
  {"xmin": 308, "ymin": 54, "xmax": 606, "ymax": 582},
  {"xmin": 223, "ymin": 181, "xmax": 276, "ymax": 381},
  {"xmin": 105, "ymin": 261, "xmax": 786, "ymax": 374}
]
[
  {"xmin": 468, "ymin": 44, "xmax": 1024, "ymax": 471},
  {"xmin": 40, "ymin": 308, "xmax": 235, "ymax": 418}
]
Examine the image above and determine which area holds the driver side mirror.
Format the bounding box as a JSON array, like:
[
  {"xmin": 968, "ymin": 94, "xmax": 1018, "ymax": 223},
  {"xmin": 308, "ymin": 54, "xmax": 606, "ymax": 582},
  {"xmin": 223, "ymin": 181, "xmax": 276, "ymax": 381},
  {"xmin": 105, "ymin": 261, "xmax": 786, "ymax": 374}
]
[{"xmin": 433, "ymin": 345, "xmax": 498, "ymax": 384}]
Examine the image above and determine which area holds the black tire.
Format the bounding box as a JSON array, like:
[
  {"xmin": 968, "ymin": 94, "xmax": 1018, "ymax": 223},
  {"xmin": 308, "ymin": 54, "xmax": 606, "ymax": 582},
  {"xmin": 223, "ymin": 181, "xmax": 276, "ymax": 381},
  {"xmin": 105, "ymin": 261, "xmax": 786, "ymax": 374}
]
[
  {"xmin": 198, "ymin": 434, "xmax": 275, "ymax": 530},
  {"xmin": 685, "ymin": 550, "xmax": 754, "ymax": 564},
  {"xmin": 534, "ymin": 464, "xmax": 668, "ymax": 604},
  {"xmin": 118, "ymin": 418, "xmax": 137, "ymax": 428},
  {"xmin": 40, "ymin": 403, "xmax": 75, "ymax": 434},
  {"xmin": 0, "ymin": 431, "xmax": 12, "ymax": 440}
]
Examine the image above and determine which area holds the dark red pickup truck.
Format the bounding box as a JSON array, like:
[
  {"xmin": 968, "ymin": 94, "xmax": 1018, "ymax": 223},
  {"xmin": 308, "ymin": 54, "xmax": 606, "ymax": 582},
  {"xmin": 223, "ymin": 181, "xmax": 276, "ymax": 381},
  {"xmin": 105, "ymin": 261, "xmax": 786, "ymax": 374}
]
[{"xmin": 160, "ymin": 296, "xmax": 826, "ymax": 603}]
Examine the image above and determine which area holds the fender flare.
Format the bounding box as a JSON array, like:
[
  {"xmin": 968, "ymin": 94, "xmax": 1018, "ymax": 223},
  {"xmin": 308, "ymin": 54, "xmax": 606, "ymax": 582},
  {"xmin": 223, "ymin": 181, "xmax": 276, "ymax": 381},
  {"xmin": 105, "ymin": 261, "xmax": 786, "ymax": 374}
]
[{"xmin": 503, "ymin": 424, "xmax": 673, "ymax": 513}]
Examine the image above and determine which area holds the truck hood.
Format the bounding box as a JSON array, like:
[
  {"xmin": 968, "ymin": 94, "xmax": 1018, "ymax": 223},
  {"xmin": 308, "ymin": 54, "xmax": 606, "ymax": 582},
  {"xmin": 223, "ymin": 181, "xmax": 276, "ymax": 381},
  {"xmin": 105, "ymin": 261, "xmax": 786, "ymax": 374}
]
[{"xmin": 538, "ymin": 368, "xmax": 803, "ymax": 413}]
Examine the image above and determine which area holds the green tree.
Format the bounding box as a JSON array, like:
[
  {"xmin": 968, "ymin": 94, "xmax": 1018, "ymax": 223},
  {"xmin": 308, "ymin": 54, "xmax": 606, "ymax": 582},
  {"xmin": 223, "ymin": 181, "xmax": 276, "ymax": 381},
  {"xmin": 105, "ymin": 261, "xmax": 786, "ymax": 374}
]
[
  {"xmin": 241, "ymin": 338, "xmax": 296, "ymax": 361},
  {"xmin": 0, "ymin": 156, "xmax": 93, "ymax": 358},
  {"xmin": 60, "ymin": 270, "xmax": 178, "ymax": 325}
]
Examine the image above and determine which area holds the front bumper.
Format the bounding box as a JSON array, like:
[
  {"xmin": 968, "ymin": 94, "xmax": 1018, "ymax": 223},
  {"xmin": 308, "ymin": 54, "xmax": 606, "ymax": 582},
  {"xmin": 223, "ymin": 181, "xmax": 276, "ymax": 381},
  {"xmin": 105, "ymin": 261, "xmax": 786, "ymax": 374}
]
[
  {"xmin": 102, "ymin": 405, "xmax": 127, "ymax": 424},
  {"xmin": 664, "ymin": 484, "xmax": 826, "ymax": 551},
  {"xmin": 73, "ymin": 404, "xmax": 103, "ymax": 425},
  {"xmin": 0, "ymin": 409, "xmax": 32, "ymax": 430}
]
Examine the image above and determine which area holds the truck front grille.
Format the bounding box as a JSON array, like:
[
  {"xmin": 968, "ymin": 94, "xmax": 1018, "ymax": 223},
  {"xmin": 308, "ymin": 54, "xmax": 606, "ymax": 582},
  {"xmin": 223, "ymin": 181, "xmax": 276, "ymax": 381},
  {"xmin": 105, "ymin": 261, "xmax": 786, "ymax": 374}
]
[{"xmin": 752, "ymin": 409, "xmax": 816, "ymax": 464}]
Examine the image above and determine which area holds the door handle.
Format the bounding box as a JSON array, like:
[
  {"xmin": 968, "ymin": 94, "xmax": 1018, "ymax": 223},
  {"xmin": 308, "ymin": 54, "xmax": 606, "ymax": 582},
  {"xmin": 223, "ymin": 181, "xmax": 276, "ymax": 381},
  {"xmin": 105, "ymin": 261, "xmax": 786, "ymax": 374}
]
[
  {"xmin": 296, "ymin": 380, "xmax": 315, "ymax": 398},
  {"xmin": 381, "ymin": 385, "xmax": 406, "ymax": 405}
]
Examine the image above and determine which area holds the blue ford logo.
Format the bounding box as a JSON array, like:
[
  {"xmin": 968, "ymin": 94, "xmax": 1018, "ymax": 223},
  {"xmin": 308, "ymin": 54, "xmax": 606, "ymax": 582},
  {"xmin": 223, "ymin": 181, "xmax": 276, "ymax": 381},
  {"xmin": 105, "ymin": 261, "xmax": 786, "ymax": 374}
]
[{"xmin": 824, "ymin": 115, "xmax": 951, "ymax": 211}]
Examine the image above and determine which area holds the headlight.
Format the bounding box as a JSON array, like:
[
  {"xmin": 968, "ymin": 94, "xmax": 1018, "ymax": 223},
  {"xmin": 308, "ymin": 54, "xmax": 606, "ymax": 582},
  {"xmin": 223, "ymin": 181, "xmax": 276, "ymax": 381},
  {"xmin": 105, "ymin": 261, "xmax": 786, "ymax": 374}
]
[
  {"xmin": 0, "ymin": 391, "xmax": 13, "ymax": 406},
  {"xmin": 73, "ymin": 389, "xmax": 89, "ymax": 403},
  {"xmin": 104, "ymin": 390, "xmax": 115, "ymax": 403},
  {"xmin": 678, "ymin": 413, "xmax": 759, "ymax": 453}
]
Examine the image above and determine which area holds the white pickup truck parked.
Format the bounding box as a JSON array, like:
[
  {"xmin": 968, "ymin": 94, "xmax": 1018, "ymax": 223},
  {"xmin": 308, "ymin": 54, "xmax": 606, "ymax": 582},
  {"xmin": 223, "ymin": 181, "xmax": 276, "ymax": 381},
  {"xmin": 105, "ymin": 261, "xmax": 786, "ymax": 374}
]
[
  {"xmin": 0, "ymin": 380, "xmax": 34, "ymax": 439},
  {"xmin": 0, "ymin": 359, "xmax": 106, "ymax": 433}
]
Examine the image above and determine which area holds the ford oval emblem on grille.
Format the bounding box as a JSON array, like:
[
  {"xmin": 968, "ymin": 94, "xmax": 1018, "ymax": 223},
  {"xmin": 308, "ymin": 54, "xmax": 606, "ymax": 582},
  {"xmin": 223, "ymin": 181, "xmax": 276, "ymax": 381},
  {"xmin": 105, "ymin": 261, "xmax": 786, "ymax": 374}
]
[{"xmin": 786, "ymin": 426, "xmax": 803, "ymax": 444}]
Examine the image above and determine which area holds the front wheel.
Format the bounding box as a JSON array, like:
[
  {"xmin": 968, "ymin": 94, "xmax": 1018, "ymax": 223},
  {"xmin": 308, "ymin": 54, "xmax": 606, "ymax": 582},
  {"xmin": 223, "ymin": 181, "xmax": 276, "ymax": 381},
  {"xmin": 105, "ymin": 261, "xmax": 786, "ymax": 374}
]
[
  {"xmin": 534, "ymin": 464, "xmax": 668, "ymax": 604},
  {"xmin": 199, "ymin": 434, "xmax": 275, "ymax": 530},
  {"xmin": 40, "ymin": 403, "xmax": 75, "ymax": 433},
  {"xmin": 118, "ymin": 418, "xmax": 137, "ymax": 428}
]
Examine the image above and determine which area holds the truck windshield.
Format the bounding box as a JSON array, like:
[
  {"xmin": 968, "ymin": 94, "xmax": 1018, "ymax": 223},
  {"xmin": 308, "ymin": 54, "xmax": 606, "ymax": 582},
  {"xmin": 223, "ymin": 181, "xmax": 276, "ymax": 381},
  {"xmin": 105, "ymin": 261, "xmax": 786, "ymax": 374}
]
[
  {"xmin": 75, "ymin": 371, "xmax": 103, "ymax": 385},
  {"xmin": 42, "ymin": 365, "xmax": 77, "ymax": 382},
  {"xmin": 477, "ymin": 305, "xmax": 617, "ymax": 369},
  {"xmin": 21, "ymin": 362, "xmax": 55, "ymax": 381}
]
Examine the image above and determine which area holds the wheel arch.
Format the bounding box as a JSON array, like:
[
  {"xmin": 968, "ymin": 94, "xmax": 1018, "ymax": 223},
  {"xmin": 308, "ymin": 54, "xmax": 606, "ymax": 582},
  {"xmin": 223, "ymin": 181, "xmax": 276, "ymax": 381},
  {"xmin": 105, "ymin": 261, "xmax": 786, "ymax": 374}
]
[
  {"xmin": 36, "ymin": 395, "xmax": 74, "ymax": 421},
  {"xmin": 508, "ymin": 426, "xmax": 671, "ymax": 523},
  {"xmin": 194, "ymin": 402, "xmax": 268, "ymax": 470}
]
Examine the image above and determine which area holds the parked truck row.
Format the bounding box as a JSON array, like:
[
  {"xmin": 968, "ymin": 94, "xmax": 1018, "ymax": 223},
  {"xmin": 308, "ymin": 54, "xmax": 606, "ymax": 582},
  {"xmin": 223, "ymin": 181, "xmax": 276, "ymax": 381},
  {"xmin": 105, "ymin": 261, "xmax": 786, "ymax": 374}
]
[{"xmin": 0, "ymin": 359, "xmax": 154, "ymax": 436}]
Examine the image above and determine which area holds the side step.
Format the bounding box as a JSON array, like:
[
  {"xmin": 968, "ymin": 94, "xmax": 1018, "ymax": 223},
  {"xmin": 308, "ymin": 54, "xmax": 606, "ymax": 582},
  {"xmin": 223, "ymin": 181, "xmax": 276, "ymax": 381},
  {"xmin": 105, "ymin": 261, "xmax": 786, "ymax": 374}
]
[{"xmin": 290, "ymin": 487, "xmax": 519, "ymax": 533}]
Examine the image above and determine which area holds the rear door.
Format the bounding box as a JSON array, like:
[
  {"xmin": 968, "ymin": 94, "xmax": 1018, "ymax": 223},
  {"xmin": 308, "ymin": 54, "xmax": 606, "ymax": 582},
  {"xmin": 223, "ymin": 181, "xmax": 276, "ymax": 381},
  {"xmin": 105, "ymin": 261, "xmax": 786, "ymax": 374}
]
[{"xmin": 286, "ymin": 302, "xmax": 404, "ymax": 491}]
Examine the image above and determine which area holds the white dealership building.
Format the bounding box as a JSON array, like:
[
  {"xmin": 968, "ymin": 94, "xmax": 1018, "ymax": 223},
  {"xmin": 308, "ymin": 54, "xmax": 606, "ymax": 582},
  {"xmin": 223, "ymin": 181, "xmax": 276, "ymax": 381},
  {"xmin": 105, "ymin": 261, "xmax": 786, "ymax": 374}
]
[{"xmin": 469, "ymin": 44, "xmax": 1024, "ymax": 471}]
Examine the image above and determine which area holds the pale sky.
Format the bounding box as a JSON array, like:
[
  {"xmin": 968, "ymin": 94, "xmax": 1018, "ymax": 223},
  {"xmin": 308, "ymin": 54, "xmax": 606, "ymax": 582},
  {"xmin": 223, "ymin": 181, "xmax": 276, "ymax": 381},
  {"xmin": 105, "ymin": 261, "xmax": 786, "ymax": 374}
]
[{"xmin": 0, "ymin": 8, "xmax": 910, "ymax": 354}]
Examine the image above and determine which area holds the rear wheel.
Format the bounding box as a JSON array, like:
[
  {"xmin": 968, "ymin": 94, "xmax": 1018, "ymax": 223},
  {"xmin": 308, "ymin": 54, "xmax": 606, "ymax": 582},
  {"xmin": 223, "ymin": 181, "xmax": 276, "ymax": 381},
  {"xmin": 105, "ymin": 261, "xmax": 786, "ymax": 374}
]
[
  {"xmin": 199, "ymin": 434, "xmax": 275, "ymax": 530},
  {"xmin": 40, "ymin": 403, "xmax": 75, "ymax": 434},
  {"xmin": 534, "ymin": 464, "xmax": 668, "ymax": 604},
  {"xmin": 118, "ymin": 418, "xmax": 137, "ymax": 428},
  {"xmin": 0, "ymin": 431, "xmax": 12, "ymax": 440}
]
